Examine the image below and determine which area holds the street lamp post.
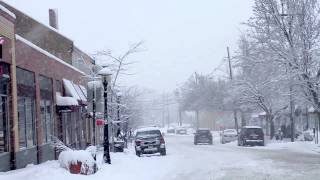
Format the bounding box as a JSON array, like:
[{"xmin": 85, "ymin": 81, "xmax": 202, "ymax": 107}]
[
  {"xmin": 116, "ymin": 92, "xmax": 122, "ymax": 137},
  {"xmin": 98, "ymin": 67, "xmax": 112, "ymax": 164}
]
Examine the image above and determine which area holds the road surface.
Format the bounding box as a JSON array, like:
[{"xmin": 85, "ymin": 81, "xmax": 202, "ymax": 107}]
[
  {"xmin": 160, "ymin": 135, "xmax": 320, "ymax": 180},
  {"xmin": 2, "ymin": 134, "xmax": 320, "ymax": 180}
]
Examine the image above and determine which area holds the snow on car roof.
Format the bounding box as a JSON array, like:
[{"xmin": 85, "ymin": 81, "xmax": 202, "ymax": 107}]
[
  {"xmin": 242, "ymin": 126, "xmax": 262, "ymax": 129},
  {"xmin": 135, "ymin": 126, "xmax": 161, "ymax": 132},
  {"xmin": 197, "ymin": 128, "xmax": 210, "ymax": 130},
  {"xmin": 223, "ymin": 129, "xmax": 237, "ymax": 132}
]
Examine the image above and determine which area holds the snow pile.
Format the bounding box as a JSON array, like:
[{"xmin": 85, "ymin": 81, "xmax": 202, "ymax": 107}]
[
  {"xmin": 58, "ymin": 150, "xmax": 95, "ymax": 175},
  {"xmin": 254, "ymin": 141, "xmax": 320, "ymax": 154}
]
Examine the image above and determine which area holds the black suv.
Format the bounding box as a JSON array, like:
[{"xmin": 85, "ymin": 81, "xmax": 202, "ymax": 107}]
[
  {"xmin": 238, "ymin": 126, "xmax": 264, "ymax": 146},
  {"xmin": 134, "ymin": 127, "xmax": 166, "ymax": 157},
  {"xmin": 194, "ymin": 129, "xmax": 213, "ymax": 145}
]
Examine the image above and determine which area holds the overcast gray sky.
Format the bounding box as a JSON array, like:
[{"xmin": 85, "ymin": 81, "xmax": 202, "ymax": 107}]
[{"xmin": 5, "ymin": 0, "xmax": 254, "ymax": 92}]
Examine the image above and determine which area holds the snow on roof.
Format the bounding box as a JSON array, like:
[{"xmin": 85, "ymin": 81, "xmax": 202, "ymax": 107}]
[
  {"xmin": 63, "ymin": 79, "xmax": 81, "ymax": 101},
  {"xmin": 0, "ymin": 4, "xmax": 16, "ymax": 19},
  {"xmin": 258, "ymin": 112, "xmax": 266, "ymax": 116},
  {"xmin": 74, "ymin": 84, "xmax": 87, "ymax": 102},
  {"xmin": 80, "ymin": 85, "xmax": 87, "ymax": 98},
  {"xmin": 135, "ymin": 126, "xmax": 161, "ymax": 132},
  {"xmin": 87, "ymin": 80, "xmax": 103, "ymax": 89},
  {"xmin": 56, "ymin": 92, "xmax": 78, "ymax": 106},
  {"xmin": 308, "ymin": 107, "xmax": 315, "ymax": 113},
  {"xmin": 242, "ymin": 126, "xmax": 262, "ymax": 129},
  {"xmin": 98, "ymin": 67, "xmax": 112, "ymax": 76},
  {"xmin": 15, "ymin": 35, "xmax": 85, "ymax": 75}
]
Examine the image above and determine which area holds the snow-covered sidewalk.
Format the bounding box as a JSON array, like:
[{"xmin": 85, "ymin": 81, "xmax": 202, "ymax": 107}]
[{"xmin": 250, "ymin": 139, "xmax": 320, "ymax": 154}]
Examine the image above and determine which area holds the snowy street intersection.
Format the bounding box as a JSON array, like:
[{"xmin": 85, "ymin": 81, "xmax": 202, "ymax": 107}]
[{"xmin": 1, "ymin": 134, "xmax": 320, "ymax": 180}]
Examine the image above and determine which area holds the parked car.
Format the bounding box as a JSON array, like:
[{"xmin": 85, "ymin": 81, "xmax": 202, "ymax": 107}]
[
  {"xmin": 194, "ymin": 129, "xmax": 213, "ymax": 145},
  {"xmin": 238, "ymin": 126, "xmax": 264, "ymax": 146},
  {"xmin": 134, "ymin": 127, "xmax": 166, "ymax": 157},
  {"xmin": 176, "ymin": 128, "xmax": 187, "ymax": 135},
  {"xmin": 167, "ymin": 127, "xmax": 175, "ymax": 134},
  {"xmin": 220, "ymin": 129, "xmax": 238, "ymax": 144}
]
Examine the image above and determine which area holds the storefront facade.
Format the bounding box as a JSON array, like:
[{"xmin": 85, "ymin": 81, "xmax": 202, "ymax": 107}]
[
  {"xmin": 0, "ymin": 2, "xmax": 98, "ymax": 172},
  {"xmin": 0, "ymin": 5, "xmax": 17, "ymax": 172}
]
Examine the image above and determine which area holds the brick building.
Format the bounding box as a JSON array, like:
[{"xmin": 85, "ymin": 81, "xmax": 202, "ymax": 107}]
[{"xmin": 0, "ymin": 2, "xmax": 96, "ymax": 171}]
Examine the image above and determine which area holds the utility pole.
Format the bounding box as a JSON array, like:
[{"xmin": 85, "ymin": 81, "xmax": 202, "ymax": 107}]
[
  {"xmin": 92, "ymin": 60, "xmax": 96, "ymax": 146},
  {"xmin": 289, "ymin": 85, "xmax": 295, "ymax": 142},
  {"xmin": 161, "ymin": 93, "xmax": 165, "ymax": 127},
  {"xmin": 227, "ymin": 47, "xmax": 239, "ymax": 134},
  {"xmin": 194, "ymin": 72, "xmax": 200, "ymax": 129}
]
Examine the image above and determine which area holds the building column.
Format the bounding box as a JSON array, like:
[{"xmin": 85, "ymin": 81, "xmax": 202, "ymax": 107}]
[{"xmin": 10, "ymin": 37, "xmax": 19, "ymax": 170}]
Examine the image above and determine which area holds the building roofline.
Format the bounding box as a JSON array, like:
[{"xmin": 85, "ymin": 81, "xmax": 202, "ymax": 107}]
[
  {"xmin": 1, "ymin": 1, "xmax": 73, "ymax": 41},
  {"xmin": 0, "ymin": 4, "xmax": 15, "ymax": 18},
  {"xmin": 16, "ymin": 34, "xmax": 85, "ymax": 75}
]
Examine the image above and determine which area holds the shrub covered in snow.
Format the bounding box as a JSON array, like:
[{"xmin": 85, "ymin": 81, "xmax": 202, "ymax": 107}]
[{"xmin": 58, "ymin": 150, "xmax": 96, "ymax": 175}]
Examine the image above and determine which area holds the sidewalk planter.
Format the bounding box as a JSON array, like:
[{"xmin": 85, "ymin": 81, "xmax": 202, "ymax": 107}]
[
  {"xmin": 69, "ymin": 161, "xmax": 82, "ymax": 174},
  {"xmin": 58, "ymin": 150, "xmax": 96, "ymax": 175}
]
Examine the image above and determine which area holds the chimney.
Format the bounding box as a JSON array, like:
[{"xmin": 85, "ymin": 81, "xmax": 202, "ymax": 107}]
[{"xmin": 49, "ymin": 9, "xmax": 58, "ymax": 29}]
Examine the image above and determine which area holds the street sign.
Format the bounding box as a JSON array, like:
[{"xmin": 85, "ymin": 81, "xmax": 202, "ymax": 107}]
[{"xmin": 96, "ymin": 119, "xmax": 104, "ymax": 126}]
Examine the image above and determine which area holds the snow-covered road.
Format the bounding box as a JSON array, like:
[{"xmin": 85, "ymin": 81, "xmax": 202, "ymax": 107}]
[{"xmin": 1, "ymin": 134, "xmax": 320, "ymax": 180}]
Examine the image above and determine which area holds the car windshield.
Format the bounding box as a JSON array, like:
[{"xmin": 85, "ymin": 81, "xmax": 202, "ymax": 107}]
[
  {"xmin": 243, "ymin": 128, "xmax": 262, "ymax": 135},
  {"xmin": 3, "ymin": 1, "xmax": 320, "ymax": 179},
  {"xmin": 136, "ymin": 130, "xmax": 161, "ymax": 138}
]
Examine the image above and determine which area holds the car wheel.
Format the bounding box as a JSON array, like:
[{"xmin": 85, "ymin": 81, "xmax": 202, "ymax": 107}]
[
  {"xmin": 160, "ymin": 148, "xmax": 166, "ymax": 156},
  {"xmin": 136, "ymin": 151, "xmax": 141, "ymax": 157},
  {"xmin": 260, "ymin": 141, "xmax": 265, "ymax": 146},
  {"xmin": 194, "ymin": 141, "xmax": 197, "ymax": 145}
]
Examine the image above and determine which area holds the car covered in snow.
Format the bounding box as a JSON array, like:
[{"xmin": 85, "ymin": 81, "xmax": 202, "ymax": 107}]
[
  {"xmin": 134, "ymin": 127, "xmax": 166, "ymax": 157},
  {"xmin": 176, "ymin": 128, "xmax": 188, "ymax": 135},
  {"xmin": 194, "ymin": 128, "xmax": 213, "ymax": 145},
  {"xmin": 167, "ymin": 127, "xmax": 175, "ymax": 134},
  {"xmin": 238, "ymin": 126, "xmax": 264, "ymax": 146},
  {"xmin": 220, "ymin": 129, "xmax": 238, "ymax": 144}
]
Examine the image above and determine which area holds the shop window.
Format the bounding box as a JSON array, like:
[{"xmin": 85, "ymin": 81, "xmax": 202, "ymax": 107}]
[
  {"xmin": 0, "ymin": 96, "xmax": 8, "ymax": 153},
  {"xmin": 39, "ymin": 75, "xmax": 53, "ymax": 143},
  {"xmin": 18, "ymin": 97, "xmax": 36, "ymax": 148},
  {"xmin": 41, "ymin": 100, "xmax": 53, "ymax": 143},
  {"xmin": 17, "ymin": 68, "xmax": 36, "ymax": 149},
  {"xmin": 62, "ymin": 112, "xmax": 72, "ymax": 146},
  {"xmin": 56, "ymin": 80, "xmax": 62, "ymax": 93}
]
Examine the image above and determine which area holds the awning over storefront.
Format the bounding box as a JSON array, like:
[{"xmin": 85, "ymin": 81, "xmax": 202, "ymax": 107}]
[
  {"xmin": 62, "ymin": 79, "xmax": 87, "ymax": 104},
  {"xmin": 56, "ymin": 92, "xmax": 78, "ymax": 106}
]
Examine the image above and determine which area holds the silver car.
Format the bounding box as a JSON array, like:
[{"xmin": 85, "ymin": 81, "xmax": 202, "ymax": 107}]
[{"xmin": 220, "ymin": 129, "xmax": 238, "ymax": 144}]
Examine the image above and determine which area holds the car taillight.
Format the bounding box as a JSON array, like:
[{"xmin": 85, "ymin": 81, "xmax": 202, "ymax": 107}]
[
  {"xmin": 135, "ymin": 140, "xmax": 141, "ymax": 146},
  {"xmin": 160, "ymin": 136, "xmax": 165, "ymax": 144}
]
